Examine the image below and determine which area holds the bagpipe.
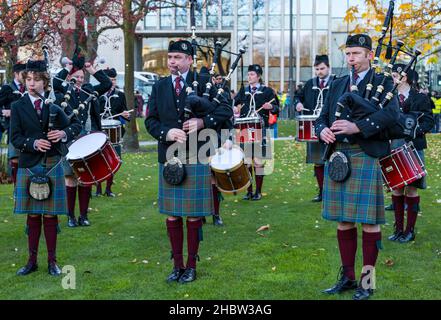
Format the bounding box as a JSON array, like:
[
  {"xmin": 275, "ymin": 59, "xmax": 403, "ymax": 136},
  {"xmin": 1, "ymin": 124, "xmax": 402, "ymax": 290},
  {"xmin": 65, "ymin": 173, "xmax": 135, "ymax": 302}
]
[{"xmin": 180, "ymin": 0, "xmax": 246, "ymax": 120}]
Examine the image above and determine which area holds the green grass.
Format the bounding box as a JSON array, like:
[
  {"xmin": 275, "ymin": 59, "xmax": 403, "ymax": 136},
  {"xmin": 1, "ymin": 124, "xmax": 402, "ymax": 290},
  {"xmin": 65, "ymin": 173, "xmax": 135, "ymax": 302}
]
[{"xmin": 1, "ymin": 134, "xmax": 441, "ymax": 300}]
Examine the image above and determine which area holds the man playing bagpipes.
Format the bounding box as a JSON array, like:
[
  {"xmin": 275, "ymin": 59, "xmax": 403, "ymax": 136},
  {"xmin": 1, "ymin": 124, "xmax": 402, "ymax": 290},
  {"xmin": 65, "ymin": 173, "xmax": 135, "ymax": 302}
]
[
  {"xmin": 0, "ymin": 63, "xmax": 27, "ymax": 184},
  {"xmin": 315, "ymin": 34, "xmax": 401, "ymax": 300},
  {"xmin": 10, "ymin": 59, "xmax": 81, "ymax": 276},
  {"xmin": 53, "ymin": 48, "xmax": 112, "ymax": 228}
]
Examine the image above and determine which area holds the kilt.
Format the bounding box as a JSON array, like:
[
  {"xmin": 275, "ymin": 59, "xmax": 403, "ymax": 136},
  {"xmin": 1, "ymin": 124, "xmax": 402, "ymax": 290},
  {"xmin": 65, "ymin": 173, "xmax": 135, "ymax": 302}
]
[
  {"xmin": 61, "ymin": 157, "xmax": 74, "ymax": 176},
  {"xmin": 306, "ymin": 141, "xmax": 325, "ymax": 165},
  {"xmin": 322, "ymin": 143, "xmax": 385, "ymax": 225},
  {"xmin": 409, "ymin": 149, "xmax": 426, "ymax": 189},
  {"xmin": 14, "ymin": 156, "xmax": 67, "ymax": 216},
  {"xmin": 158, "ymin": 163, "xmax": 213, "ymax": 217},
  {"xmin": 113, "ymin": 144, "xmax": 122, "ymax": 158}
]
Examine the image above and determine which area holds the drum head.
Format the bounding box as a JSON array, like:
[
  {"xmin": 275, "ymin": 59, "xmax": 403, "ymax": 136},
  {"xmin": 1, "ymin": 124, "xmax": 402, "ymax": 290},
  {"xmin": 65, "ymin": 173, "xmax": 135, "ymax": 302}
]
[
  {"xmin": 296, "ymin": 115, "xmax": 318, "ymax": 121},
  {"xmin": 101, "ymin": 119, "xmax": 121, "ymax": 128},
  {"xmin": 66, "ymin": 132, "xmax": 108, "ymax": 160},
  {"xmin": 210, "ymin": 147, "xmax": 244, "ymax": 171}
]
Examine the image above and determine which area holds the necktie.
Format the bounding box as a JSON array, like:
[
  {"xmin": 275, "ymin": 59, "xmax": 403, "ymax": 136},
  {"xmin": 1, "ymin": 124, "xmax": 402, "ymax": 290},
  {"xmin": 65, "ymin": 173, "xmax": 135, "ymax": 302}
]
[
  {"xmin": 34, "ymin": 99, "xmax": 42, "ymax": 120},
  {"xmin": 19, "ymin": 84, "xmax": 25, "ymax": 93},
  {"xmin": 175, "ymin": 76, "xmax": 182, "ymax": 96},
  {"xmin": 353, "ymin": 73, "xmax": 359, "ymax": 84},
  {"xmin": 320, "ymin": 80, "xmax": 325, "ymax": 89},
  {"xmin": 399, "ymin": 94, "xmax": 406, "ymax": 108}
]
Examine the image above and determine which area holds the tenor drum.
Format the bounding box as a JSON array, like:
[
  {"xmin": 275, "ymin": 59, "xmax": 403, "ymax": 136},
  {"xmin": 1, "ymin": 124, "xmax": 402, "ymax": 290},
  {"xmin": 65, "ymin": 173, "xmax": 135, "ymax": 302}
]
[
  {"xmin": 66, "ymin": 132, "xmax": 122, "ymax": 186},
  {"xmin": 234, "ymin": 116, "xmax": 263, "ymax": 144},
  {"xmin": 210, "ymin": 147, "xmax": 251, "ymax": 194},
  {"xmin": 379, "ymin": 142, "xmax": 426, "ymax": 191},
  {"xmin": 101, "ymin": 119, "xmax": 122, "ymax": 144},
  {"xmin": 296, "ymin": 115, "xmax": 318, "ymax": 142}
]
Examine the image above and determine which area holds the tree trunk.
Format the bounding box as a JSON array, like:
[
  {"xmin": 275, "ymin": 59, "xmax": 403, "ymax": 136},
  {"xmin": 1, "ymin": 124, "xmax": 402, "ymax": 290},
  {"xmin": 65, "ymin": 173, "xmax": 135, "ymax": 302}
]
[{"xmin": 122, "ymin": 0, "xmax": 139, "ymax": 152}]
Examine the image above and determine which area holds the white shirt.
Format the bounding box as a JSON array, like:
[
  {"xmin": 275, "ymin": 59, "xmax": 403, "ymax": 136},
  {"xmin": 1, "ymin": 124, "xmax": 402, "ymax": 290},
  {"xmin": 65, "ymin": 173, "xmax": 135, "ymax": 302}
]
[
  {"xmin": 350, "ymin": 68, "xmax": 369, "ymax": 85},
  {"xmin": 398, "ymin": 86, "xmax": 411, "ymax": 100},
  {"xmin": 172, "ymin": 71, "xmax": 189, "ymax": 89},
  {"xmin": 28, "ymin": 93, "xmax": 44, "ymax": 109}
]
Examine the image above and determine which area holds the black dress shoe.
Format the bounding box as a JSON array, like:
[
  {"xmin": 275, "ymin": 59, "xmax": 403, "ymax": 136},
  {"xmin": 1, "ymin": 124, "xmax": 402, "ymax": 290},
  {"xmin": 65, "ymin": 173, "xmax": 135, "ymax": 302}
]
[
  {"xmin": 67, "ymin": 217, "xmax": 78, "ymax": 228},
  {"xmin": 388, "ymin": 230, "xmax": 404, "ymax": 241},
  {"xmin": 16, "ymin": 263, "xmax": 38, "ymax": 276},
  {"xmin": 252, "ymin": 192, "xmax": 262, "ymax": 201},
  {"xmin": 78, "ymin": 216, "xmax": 91, "ymax": 227},
  {"xmin": 94, "ymin": 192, "xmax": 102, "ymax": 197},
  {"xmin": 48, "ymin": 263, "xmax": 62, "ymax": 276},
  {"xmin": 242, "ymin": 192, "xmax": 253, "ymax": 200},
  {"xmin": 311, "ymin": 193, "xmax": 322, "ymax": 202},
  {"xmin": 353, "ymin": 286, "xmax": 373, "ymax": 300},
  {"xmin": 385, "ymin": 203, "xmax": 394, "ymax": 211},
  {"xmin": 398, "ymin": 230, "xmax": 415, "ymax": 243},
  {"xmin": 178, "ymin": 268, "xmax": 197, "ymax": 283},
  {"xmin": 166, "ymin": 268, "xmax": 185, "ymax": 283},
  {"xmin": 201, "ymin": 217, "xmax": 206, "ymax": 224},
  {"xmin": 213, "ymin": 215, "xmax": 224, "ymax": 226},
  {"xmin": 105, "ymin": 191, "xmax": 116, "ymax": 197},
  {"xmin": 322, "ymin": 268, "xmax": 357, "ymax": 294}
]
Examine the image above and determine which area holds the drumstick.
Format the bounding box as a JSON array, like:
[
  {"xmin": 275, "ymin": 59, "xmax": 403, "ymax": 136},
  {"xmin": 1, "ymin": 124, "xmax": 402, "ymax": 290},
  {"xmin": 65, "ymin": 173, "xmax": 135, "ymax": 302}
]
[
  {"xmin": 255, "ymin": 98, "xmax": 276, "ymax": 113},
  {"xmin": 106, "ymin": 109, "xmax": 134, "ymax": 119}
]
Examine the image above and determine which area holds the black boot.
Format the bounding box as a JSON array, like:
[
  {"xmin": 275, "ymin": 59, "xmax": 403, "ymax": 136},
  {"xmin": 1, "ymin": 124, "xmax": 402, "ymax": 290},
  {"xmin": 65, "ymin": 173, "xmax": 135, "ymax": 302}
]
[
  {"xmin": 398, "ymin": 230, "xmax": 416, "ymax": 243},
  {"xmin": 388, "ymin": 229, "xmax": 404, "ymax": 241},
  {"xmin": 166, "ymin": 267, "xmax": 185, "ymax": 283},
  {"xmin": 385, "ymin": 203, "xmax": 394, "ymax": 211},
  {"xmin": 213, "ymin": 215, "xmax": 224, "ymax": 226},
  {"xmin": 353, "ymin": 286, "xmax": 373, "ymax": 300},
  {"xmin": 178, "ymin": 268, "xmax": 197, "ymax": 283},
  {"xmin": 16, "ymin": 263, "xmax": 38, "ymax": 276},
  {"xmin": 243, "ymin": 192, "xmax": 253, "ymax": 200},
  {"xmin": 322, "ymin": 267, "xmax": 357, "ymax": 294},
  {"xmin": 48, "ymin": 262, "xmax": 62, "ymax": 276},
  {"xmin": 311, "ymin": 192, "xmax": 322, "ymax": 202}
]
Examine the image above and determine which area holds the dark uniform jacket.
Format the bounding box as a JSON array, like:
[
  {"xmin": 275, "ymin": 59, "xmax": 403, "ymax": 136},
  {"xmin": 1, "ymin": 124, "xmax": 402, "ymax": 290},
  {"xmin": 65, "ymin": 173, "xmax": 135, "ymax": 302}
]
[
  {"xmin": 296, "ymin": 75, "xmax": 336, "ymax": 115},
  {"xmin": 10, "ymin": 92, "xmax": 82, "ymax": 168},
  {"xmin": 315, "ymin": 69, "xmax": 400, "ymax": 159},
  {"xmin": 0, "ymin": 81, "xmax": 24, "ymax": 138},
  {"xmin": 234, "ymin": 84, "xmax": 279, "ymax": 128},
  {"xmin": 145, "ymin": 71, "xmax": 233, "ymax": 164},
  {"xmin": 53, "ymin": 69, "xmax": 111, "ymax": 132},
  {"xmin": 99, "ymin": 89, "xmax": 129, "ymax": 135},
  {"xmin": 400, "ymin": 89, "xmax": 434, "ymax": 150}
]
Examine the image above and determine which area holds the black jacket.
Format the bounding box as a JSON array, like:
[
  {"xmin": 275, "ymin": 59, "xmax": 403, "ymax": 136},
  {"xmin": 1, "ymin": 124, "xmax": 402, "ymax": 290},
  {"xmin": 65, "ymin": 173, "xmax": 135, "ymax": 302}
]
[
  {"xmin": 234, "ymin": 85, "xmax": 279, "ymax": 128},
  {"xmin": 99, "ymin": 89, "xmax": 129, "ymax": 135},
  {"xmin": 315, "ymin": 69, "xmax": 400, "ymax": 159},
  {"xmin": 145, "ymin": 71, "xmax": 233, "ymax": 163},
  {"xmin": 401, "ymin": 89, "xmax": 434, "ymax": 150},
  {"xmin": 10, "ymin": 93, "xmax": 82, "ymax": 168},
  {"xmin": 296, "ymin": 75, "xmax": 336, "ymax": 115},
  {"xmin": 0, "ymin": 82, "xmax": 23, "ymax": 134},
  {"xmin": 53, "ymin": 69, "xmax": 111, "ymax": 131}
]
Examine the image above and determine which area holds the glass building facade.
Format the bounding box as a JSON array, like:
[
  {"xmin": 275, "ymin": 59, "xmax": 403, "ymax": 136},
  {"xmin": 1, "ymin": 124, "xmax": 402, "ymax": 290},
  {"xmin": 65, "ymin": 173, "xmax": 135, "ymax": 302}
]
[{"xmin": 134, "ymin": 0, "xmax": 436, "ymax": 93}]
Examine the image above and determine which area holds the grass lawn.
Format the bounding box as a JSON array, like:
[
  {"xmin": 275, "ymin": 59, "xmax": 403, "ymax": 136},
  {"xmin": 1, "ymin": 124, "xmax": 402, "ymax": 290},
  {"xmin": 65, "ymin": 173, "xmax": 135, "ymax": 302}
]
[{"xmin": 1, "ymin": 134, "xmax": 441, "ymax": 300}]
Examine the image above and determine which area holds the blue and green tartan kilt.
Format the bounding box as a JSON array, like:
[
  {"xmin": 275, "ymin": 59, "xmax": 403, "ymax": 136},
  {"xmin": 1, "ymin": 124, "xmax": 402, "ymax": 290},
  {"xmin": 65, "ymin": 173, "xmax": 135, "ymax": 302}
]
[
  {"xmin": 14, "ymin": 156, "xmax": 67, "ymax": 216},
  {"xmin": 8, "ymin": 140, "xmax": 18, "ymax": 159},
  {"xmin": 61, "ymin": 157, "xmax": 74, "ymax": 176},
  {"xmin": 158, "ymin": 163, "xmax": 213, "ymax": 217},
  {"xmin": 322, "ymin": 143, "xmax": 385, "ymax": 225},
  {"xmin": 306, "ymin": 141, "xmax": 326, "ymax": 165},
  {"xmin": 408, "ymin": 149, "xmax": 427, "ymax": 189}
]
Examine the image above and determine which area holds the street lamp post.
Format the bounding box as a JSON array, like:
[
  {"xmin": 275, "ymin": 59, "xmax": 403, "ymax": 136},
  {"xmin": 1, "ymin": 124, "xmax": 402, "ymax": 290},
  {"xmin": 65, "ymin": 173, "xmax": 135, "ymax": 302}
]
[{"xmin": 288, "ymin": 0, "xmax": 294, "ymax": 118}]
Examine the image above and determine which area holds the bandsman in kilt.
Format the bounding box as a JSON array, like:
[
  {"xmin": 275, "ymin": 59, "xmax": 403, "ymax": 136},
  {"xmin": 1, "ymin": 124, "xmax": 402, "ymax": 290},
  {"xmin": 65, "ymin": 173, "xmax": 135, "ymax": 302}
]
[
  {"xmin": 234, "ymin": 64, "xmax": 279, "ymax": 201},
  {"xmin": 53, "ymin": 52, "xmax": 111, "ymax": 227},
  {"xmin": 0, "ymin": 62, "xmax": 27, "ymax": 184},
  {"xmin": 95, "ymin": 67, "xmax": 130, "ymax": 197},
  {"xmin": 295, "ymin": 55, "xmax": 335, "ymax": 202},
  {"xmin": 10, "ymin": 60, "xmax": 81, "ymax": 276},
  {"xmin": 315, "ymin": 34, "xmax": 400, "ymax": 300},
  {"xmin": 387, "ymin": 64, "xmax": 435, "ymax": 243},
  {"xmin": 145, "ymin": 40, "xmax": 233, "ymax": 283}
]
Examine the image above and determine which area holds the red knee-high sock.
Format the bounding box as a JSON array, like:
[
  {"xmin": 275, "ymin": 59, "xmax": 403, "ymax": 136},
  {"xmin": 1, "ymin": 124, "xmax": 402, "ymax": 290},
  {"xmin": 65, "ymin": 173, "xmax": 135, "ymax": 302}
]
[
  {"xmin": 255, "ymin": 175, "xmax": 264, "ymax": 193},
  {"xmin": 361, "ymin": 231, "xmax": 382, "ymax": 282},
  {"xmin": 314, "ymin": 165, "xmax": 325, "ymax": 193},
  {"xmin": 186, "ymin": 219, "xmax": 203, "ymax": 269},
  {"xmin": 212, "ymin": 184, "xmax": 220, "ymax": 216},
  {"xmin": 106, "ymin": 176, "xmax": 114, "ymax": 193},
  {"xmin": 247, "ymin": 167, "xmax": 253, "ymax": 193},
  {"xmin": 166, "ymin": 218, "xmax": 184, "ymax": 269},
  {"xmin": 78, "ymin": 185, "xmax": 91, "ymax": 218},
  {"xmin": 10, "ymin": 161, "xmax": 18, "ymax": 184},
  {"xmin": 27, "ymin": 215, "xmax": 42, "ymax": 265},
  {"xmin": 66, "ymin": 186, "xmax": 77, "ymax": 218},
  {"xmin": 43, "ymin": 216, "xmax": 59, "ymax": 264},
  {"xmin": 337, "ymin": 228, "xmax": 357, "ymax": 280},
  {"xmin": 405, "ymin": 196, "xmax": 420, "ymax": 233},
  {"xmin": 392, "ymin": 195, "xmax": 405, "ymax": 232}
]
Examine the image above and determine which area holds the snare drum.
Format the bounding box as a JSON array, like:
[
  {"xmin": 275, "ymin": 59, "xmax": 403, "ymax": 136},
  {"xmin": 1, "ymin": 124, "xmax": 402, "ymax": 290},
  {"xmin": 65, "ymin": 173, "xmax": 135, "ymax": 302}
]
[
  {"xmin": 101, "ymin": 119, "xmax": 122, "ymax": 144},
  {"xmin": 379, "ymin": 143, "xmax": 426, "ymax": 191},
  {"xmin": 234, "ymin": 116, "xmax": 263, "ymax": 144},
  {"xmin": 296, "ymin": 115, "xmax": 318, "ymax": 142},
  {"xmin": 210, "ymin": 147, "xmax": 251, "ymax": 194},
  {"xmin": 66, "ymin": 132, "xmax": 122, "ymax": 186}
]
